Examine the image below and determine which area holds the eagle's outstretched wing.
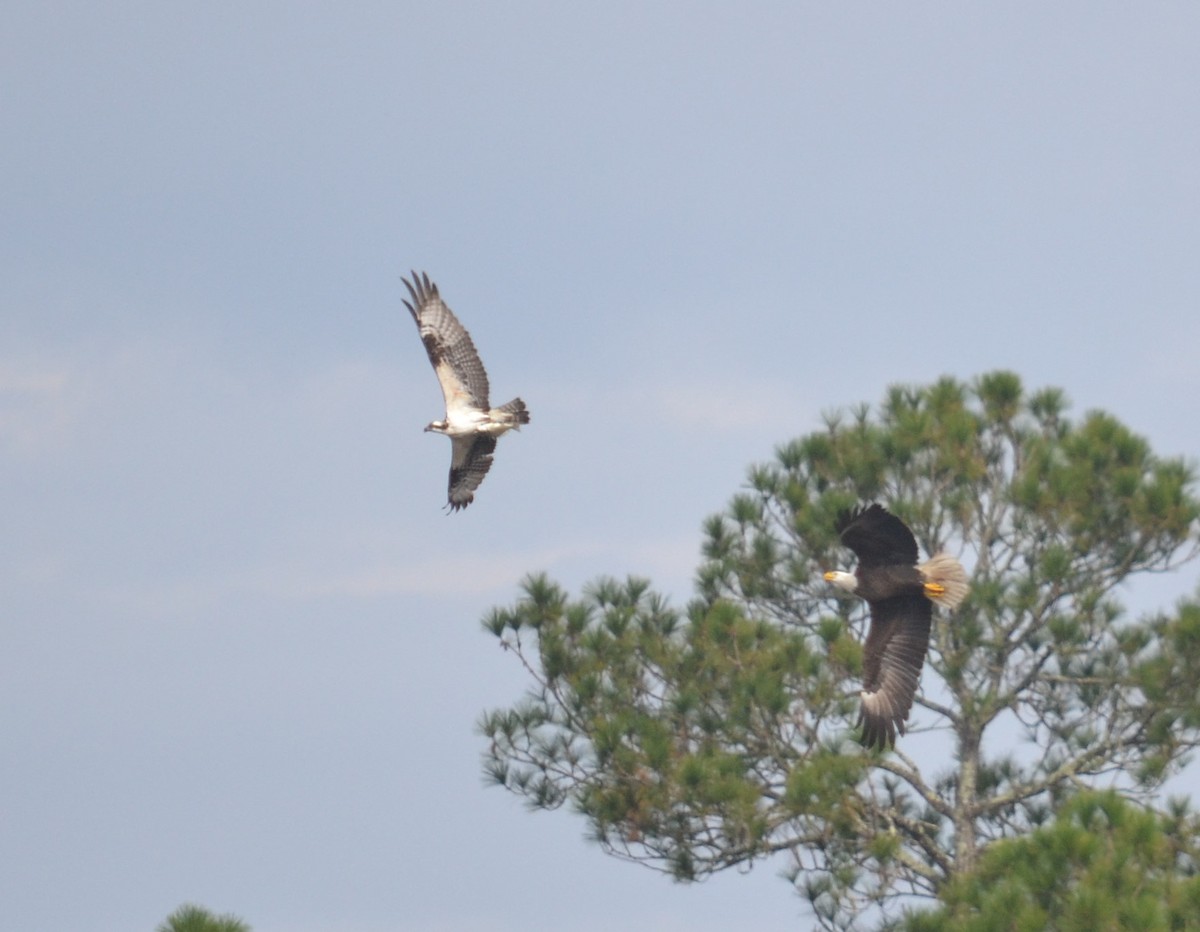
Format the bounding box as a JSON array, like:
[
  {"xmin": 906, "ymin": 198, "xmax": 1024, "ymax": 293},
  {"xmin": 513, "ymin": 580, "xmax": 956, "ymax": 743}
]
[
  {"xmin": 857, "ymin": 593, "xmax": 933, "ymax": 750},
  {"xmin": 836, "ymin": 503, "xmax": 919, "ymax": 568},
  {"xmin": 402, "ymin": 271, "xmax": 491, "ymax": 413},
  {"xmin": 446, "ymin": 434, "xmax": 498, "ymax": 512}
]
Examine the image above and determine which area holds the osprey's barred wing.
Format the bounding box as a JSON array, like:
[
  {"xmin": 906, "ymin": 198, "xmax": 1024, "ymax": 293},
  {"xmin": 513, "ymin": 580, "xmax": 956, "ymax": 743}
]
[
  {"xmin": 402, "ymin": 271, "xmax": 491, "ymax": 412},
  {"xmin": 836, "ymin": 503, "xmax": 919, "ymax": 568},
  {"xmin": 858, "ymin": 593, "xmax": 933, "ymax": 751},
  {"xmin": 447, "ymin": 434, "xmax": 497, "ymax": 512}
]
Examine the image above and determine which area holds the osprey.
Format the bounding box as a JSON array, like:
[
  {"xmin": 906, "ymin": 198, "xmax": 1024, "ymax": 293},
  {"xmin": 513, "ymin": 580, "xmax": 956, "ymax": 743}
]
[
  {"xmin": 824, "ymin": 504, "xmax": 969, "ymax": 751},
  {"xmin": 402, "ymin": 271, "xmax": 529, "ymax": 512}
]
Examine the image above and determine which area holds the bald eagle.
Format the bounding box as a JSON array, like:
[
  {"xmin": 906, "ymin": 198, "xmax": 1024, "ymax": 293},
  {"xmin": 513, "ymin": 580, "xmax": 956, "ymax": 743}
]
[
  {"xmin": 403, "ymin": 271, "xmax": 529, "ymax": 512},
  {"xmin": 824, "ymin": 504, "xmax": 969, "ymax": 751}
]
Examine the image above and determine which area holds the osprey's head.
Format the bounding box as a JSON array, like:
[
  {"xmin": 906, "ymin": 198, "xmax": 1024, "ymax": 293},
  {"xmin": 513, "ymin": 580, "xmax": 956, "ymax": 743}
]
[
  {"xmin": 424, "ymin": 420, "xmax": 448, "ymax": 434},
  {"xmin": 824, "ymin": 570, "xmax": 858, "ymax": 594}
]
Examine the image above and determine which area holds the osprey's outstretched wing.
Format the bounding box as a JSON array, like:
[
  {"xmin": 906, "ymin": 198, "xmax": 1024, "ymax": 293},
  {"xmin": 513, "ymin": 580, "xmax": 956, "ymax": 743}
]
[
  {"xmin": 402, "ymin": 272, "xmax": 491, "ymax": 414},
  {"xmin": 447, "ymin": 434, "xmax": 497, "ymax": 512}
]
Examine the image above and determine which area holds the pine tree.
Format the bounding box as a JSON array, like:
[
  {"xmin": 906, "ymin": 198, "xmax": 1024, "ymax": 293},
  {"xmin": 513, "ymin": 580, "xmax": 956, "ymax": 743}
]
[
  {"xmin": 480, "ymin": 372, "xmax": 1200, "ymax": 928},
  {"xmin": 156, "ymin": 903, "xmax": 250, "ymax": 932},
  {"xmin": 897, "ymin": 791, "xmax": 1200, "ymax": 931}
]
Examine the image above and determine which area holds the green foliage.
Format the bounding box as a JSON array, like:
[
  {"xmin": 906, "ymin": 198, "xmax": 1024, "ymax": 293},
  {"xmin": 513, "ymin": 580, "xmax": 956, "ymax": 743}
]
[
  {"xmin": 480, "ymin": 372, "xmax": 1200, "ymax": 929},
  {"xmin": 898, "ymin": 791, "xmax": 1200, "ymax": 932},
  {"xmin": 481, "ymin": 574, "xmax": 835, "ymax": 877},
  {"xmin": 156, "ymin": 904, "xmax": 250, "ymax": 932}
]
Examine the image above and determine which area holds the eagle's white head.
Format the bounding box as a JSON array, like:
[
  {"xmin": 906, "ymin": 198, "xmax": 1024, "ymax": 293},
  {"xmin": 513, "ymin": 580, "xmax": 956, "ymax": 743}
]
[
  {"xmin": 425, "ymin": 420, "xmax": 449, "ymax": 434},
  {"xmin": 824, "ymin": 570, "xmax": 858, "ymax": 594}
]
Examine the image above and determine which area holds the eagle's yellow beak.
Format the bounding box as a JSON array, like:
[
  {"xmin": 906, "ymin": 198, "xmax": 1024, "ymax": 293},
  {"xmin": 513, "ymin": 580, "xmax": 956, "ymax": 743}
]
[{"xmin": 823, "ymin": 571, "xmax": 837, "ymax": 582}]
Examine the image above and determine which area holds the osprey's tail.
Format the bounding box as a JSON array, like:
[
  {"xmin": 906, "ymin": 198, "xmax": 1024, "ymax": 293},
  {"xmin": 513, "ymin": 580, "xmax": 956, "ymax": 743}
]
[
  {"xmin": 919, "ymin": 553, "xmax": 969, "ymax": 610},
  {"xmin": 494, "ymin": 397, "xmax": 530, "ymax": 428}
]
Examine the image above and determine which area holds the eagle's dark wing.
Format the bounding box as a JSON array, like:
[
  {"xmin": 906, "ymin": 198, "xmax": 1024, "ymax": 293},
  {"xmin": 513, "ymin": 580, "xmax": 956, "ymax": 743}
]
[
  {"xmin": 446, "ymin": 434, "xmax": 498, "ymax": 512},
  {"xmin": 836, "ymin": 503, "xmax": 919, "ymax": 568},
  {"xmin": 857, "ymin": 593, "xmax": 933, "ymax": 750},
  {"xmin": 402, "ymin": 271, "xmax": 491, "ymax": 412}
]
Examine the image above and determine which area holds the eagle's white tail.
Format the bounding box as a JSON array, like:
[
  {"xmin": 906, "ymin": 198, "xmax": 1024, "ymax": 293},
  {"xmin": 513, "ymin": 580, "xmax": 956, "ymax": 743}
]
[{"xmin": 919, "ymin": 553, "xmax": 969, "ymax": 610}]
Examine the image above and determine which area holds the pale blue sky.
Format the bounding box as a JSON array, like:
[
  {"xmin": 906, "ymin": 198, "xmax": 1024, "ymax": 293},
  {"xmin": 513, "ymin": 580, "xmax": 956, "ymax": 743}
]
[{"xmin": 3, "ymin": 4, "xmax": 1199, "ymax": 931}]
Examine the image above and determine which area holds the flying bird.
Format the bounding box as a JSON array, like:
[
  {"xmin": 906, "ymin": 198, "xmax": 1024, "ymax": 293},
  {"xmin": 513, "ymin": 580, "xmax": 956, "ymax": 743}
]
[
  {"xmin": 402, "ymin": 271, "xmax": 529, "ymax": 512},
  {"xmin": 824, "ymin": 504, "xmax": 969, "ymax": 751}
]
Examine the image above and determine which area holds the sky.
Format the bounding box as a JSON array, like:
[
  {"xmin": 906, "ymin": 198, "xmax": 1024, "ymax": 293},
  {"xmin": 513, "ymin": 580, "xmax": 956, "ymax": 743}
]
[{"xmin": 3, "ymin": 3, "xmax": 1199, "ymax": 930}]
